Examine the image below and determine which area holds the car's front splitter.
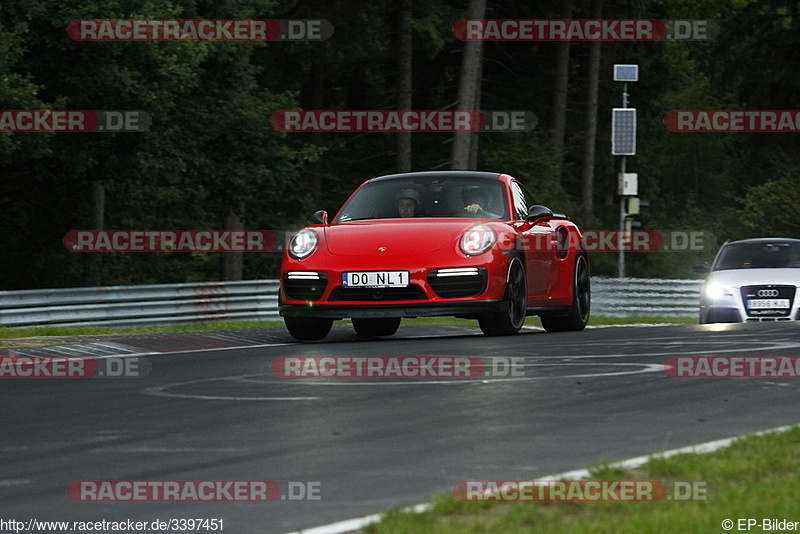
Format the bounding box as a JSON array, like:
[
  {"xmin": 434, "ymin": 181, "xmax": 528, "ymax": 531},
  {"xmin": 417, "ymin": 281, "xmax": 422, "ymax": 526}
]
[{"xmin": 279, "ymin": 300, "xmax": 505, "ymax": 319}]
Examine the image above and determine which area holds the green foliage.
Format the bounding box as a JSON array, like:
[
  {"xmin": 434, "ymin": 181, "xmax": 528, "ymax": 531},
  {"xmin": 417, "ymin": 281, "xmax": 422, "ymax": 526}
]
[
  {"xmin": 483, "ymin": 129, "xmax": 582, "ymax": 219},
  {"xmin": 2, "ymin": 0, "xmax": 800, "ymax": 288},
  {"xmin": 0, "ymin": 0, "xmax": 316, "ymax": 287},
  {"xmin": 737, "ymin": 153, "xmax": 800, "ymax": 237}
]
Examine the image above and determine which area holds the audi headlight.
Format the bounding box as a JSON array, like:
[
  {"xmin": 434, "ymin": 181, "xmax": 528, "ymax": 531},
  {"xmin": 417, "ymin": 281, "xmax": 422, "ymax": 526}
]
[
  {"xmin": 289, "ymin": 229, "xmax": 318, "ymax": 259},
  {"xmin": 703, "ymin": 283, "xmax": 733, "ymax": 300},
  {"xmin": 460, "ymin": 225, "xmax": 496, "ymax": 255}
]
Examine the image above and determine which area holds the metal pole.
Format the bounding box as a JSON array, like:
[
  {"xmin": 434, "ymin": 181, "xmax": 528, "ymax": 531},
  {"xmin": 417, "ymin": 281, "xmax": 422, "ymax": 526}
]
[
  {"xmin": 619, "ymin": 157, "xmax": 626, "ymax": 278},
  {"xmin": 618, "ymin": 82, "xmax": 629, "ymax": 278}
]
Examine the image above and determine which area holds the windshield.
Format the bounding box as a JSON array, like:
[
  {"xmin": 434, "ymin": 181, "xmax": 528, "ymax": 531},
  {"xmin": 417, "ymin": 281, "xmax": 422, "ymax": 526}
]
[
  {"xmin": 714, "ymin": 241, "xmax": 800, "ymax": 270},
  {"xmin": 333, "ymin": 176, "xmax": 508, "ymax": 222}
]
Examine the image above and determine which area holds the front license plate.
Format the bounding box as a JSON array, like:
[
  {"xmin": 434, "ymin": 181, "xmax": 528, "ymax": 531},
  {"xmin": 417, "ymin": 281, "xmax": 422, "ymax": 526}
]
[
  {"xmin": 747, "ymin": 299, "xmax": 790, "ymax": 309},
  {"xmin": 342, "ymin": 271, "xmax": 409, "ymax": 288}
]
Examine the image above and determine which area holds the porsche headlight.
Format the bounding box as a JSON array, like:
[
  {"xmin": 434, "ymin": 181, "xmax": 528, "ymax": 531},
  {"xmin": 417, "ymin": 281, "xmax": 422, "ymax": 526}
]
[
  {"xmin": 460, "ymin": 225, "xmax": 496, "ymax": 255},
  {"xmin": 289, "ymin": 229, "xmax": 318, "ymax": 259}
]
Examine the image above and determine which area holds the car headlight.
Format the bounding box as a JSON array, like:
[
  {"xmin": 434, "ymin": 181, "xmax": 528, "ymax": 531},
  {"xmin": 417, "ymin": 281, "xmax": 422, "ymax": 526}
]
[
  {"xmin": 460, "ymin": 225, "xmax": 496, "ymax": 255},
  {"xmin": 703, "ymin": 283, "xmax": 734, "ymax": 300},
  {"xmin": 289, "ymin": 229, "xmax": 318, "ymax": 259}
]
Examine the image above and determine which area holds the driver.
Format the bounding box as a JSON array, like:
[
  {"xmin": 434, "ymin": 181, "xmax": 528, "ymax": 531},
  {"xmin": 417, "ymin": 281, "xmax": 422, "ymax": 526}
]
[
  {"xmin": 462, "ymin": 186, "xmax": 500, "ymax": 218},
  {"xmin": 785, "ymin": 246, "xmax": 800, "ymax": 268}
]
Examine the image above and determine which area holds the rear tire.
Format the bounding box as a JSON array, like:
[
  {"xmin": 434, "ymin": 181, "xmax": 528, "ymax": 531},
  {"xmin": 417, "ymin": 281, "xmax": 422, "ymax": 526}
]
[
  {"xmin": 352, "ymin": 317, "xmax": 401, "ymax": 337},
  {"xmin": 284, "ymin": 316, "xmax": 334, "ymax": 341},
  {"xmin": 540, "ymin": 254, "xmax": 590, "ymax": 332},
  {"xmin": 479, "ymin": 257, "xmax": 527, "ymax": 336}
]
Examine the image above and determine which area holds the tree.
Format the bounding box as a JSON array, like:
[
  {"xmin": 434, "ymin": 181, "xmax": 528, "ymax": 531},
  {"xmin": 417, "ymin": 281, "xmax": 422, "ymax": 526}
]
[
  {"xmin": 450, "ymin": 0, "xmax": 485, "ymax": 170},
  {"xmin": 0, "ymin": 0, "xmax": 315, "ymax": 287},
  {"xmin": 580, "ymin": 0, "xmax": 602, "ymax": 218},
  {"xmin": 551, "ymin": 0, "xmax": 572, "ymax": 184},
  {"xmin": 396, "ymin": 0, "xmax": 413, "ymax": 171}
]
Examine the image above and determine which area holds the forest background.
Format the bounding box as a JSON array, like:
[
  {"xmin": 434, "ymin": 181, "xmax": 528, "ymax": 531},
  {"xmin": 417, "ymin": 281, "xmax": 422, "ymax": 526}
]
[{"xmin": 1, "ymin": 0, "xmax": 797, "ymax": 289}]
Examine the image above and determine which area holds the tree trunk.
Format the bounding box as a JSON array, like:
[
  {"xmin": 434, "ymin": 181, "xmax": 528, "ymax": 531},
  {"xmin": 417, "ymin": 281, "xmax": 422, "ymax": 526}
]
[
  {"xmin": 581, "ymin": 0, "xmax": 602, "ymax": 218},
  {"xmin": 221, "ymin": 205, "xmax": 244, "ymax": 281},
  {"xmin": 450, "ymin": 0, "xmax": 486, "ymax": 170},
  {"xmin": 220, "ymin": 54, "xmax": 250, "ymax": 281},
  {"xmin": 468, "ymin": 42, "xmax": 484, "ymax": 169},
  {"xmin": 86, "ymin": 179, "xmax": 104, "ymax": 286},
  {"xmin": 396, "ymin": 0, "xmax": 413, "ymax": 172},
  {"xmin": 311, "ymin": 45, "xmax": 325, "ymax": 201},
  {"xmin": 552, "ymin": 0, "xmax": 573, "ymax": 183}
]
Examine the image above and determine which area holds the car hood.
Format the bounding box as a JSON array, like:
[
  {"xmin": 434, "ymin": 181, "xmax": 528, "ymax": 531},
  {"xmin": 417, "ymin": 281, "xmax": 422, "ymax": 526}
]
[
  {"xmin": 322, "ymin": 219, "xmax": 484, "ymax": 256},
  {"xmin": 706, "ymin": 268, "xmax": 800, "ymax": 287}
]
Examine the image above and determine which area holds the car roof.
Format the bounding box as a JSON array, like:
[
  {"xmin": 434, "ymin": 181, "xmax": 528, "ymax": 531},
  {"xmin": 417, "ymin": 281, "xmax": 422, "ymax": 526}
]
[
  {"xmin": 723, "ymin": 237, "xmax": 800, "ymax": 246},
  {"xmin": 370, "ymin": 170, "xmax": 503, "ymax": 182}
]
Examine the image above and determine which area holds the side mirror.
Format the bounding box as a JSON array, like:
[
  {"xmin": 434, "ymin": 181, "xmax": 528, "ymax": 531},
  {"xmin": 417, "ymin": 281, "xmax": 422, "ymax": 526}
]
[
  {"xmin": 692, "ymin": 262, "xmax": 710, "ymax": 274},
  {"xmin": 525, "ymin": 205, "xmax": 553, "ymax": 223},
  {"xmin": 312, "ymin": 210, "xmax": 328, "ymax": 225}
]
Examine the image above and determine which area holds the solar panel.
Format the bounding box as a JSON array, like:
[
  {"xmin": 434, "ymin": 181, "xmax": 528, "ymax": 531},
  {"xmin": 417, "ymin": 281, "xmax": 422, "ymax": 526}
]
[
  {"xmin": 612, "ymin": 108, "xmax": 637, "ymax": 155},
  {"xmin": 613, "ymin": 64, "xmax": 639, "ymax": 82}
]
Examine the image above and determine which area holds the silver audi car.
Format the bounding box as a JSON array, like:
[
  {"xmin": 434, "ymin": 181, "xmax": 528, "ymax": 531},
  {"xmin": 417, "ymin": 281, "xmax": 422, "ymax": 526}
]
[{"xmin": 694, "ymin": 238, "xmax": 800, "ymax": 324}]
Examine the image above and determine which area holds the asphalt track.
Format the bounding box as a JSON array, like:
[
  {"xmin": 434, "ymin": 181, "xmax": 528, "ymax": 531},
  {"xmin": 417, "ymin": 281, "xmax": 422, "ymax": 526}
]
[{"xmin": 2, "ymin": 321, "xmax": 800, "ymax": 533}]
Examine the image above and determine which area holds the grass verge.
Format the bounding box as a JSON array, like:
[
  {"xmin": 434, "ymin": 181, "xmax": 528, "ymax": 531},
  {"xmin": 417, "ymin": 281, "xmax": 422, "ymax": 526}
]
[
  {"xmin": 586, "ymin": 315, "xmax": 696, "ymax": 326},
  {"xmin": 358, "ymin": 425, "xmax": 800, "ymax": 534},
  {"xmin": 0, "ymin": 315, "xmax": 694, "ymax": 345},
  {"xmin": 0, "ymin": 320, "xmax": 285, "ymax": 346}
]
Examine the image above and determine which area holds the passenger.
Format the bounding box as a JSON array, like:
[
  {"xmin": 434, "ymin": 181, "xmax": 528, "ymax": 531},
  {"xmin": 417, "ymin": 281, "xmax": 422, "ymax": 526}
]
[{"xmin": 395, "ymin": 188, "xmax": 420, "ymax": 218}]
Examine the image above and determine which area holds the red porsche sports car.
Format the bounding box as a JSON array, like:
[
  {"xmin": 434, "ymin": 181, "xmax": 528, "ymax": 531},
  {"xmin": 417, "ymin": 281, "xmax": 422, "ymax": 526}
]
[{"xmin": 279, "ymin": 171, "xmax": 590, "ymax": 341}]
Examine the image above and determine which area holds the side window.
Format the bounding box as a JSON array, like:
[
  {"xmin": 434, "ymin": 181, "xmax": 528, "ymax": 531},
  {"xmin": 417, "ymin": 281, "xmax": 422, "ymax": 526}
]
[{"xmin": 510, "ymin": 180, "xmax": 536, "ymax": 220}]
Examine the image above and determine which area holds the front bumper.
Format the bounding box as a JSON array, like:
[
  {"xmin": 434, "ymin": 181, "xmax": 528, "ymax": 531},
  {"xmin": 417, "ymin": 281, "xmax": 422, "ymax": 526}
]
[
  {"xmin": 279, "ymin": 243, "xmax": 519, "ymax": 320},
  {"xmin": 279, "ymin": 299, "xmax": 505, "ymax": 319},
  {"xmin": 701, "ymin": 284, "xmax": 800, "ymax": 323}
]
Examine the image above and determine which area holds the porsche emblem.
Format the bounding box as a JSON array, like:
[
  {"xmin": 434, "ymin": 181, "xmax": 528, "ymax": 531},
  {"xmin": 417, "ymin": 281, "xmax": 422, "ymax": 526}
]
[{"xmin": 378, "ymin": 247, "xmax": 387, "ymax": 252}]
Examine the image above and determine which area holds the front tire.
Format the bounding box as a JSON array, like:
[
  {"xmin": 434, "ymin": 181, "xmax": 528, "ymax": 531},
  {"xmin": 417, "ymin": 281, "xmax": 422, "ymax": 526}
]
[
  {"xmin": 352, "ymin": 317, "xmax": 401, "ymax": 337},
  {"xmin": 284, "ymin": 316, "xmax": 334, "ymax": 341},
  {"xmin": 540, "ymin": 254, "xmax": 590, "ymax": 332},
  {"xmin": 479, "ymin": 257, "xmax": 527, "ymax": 336}
]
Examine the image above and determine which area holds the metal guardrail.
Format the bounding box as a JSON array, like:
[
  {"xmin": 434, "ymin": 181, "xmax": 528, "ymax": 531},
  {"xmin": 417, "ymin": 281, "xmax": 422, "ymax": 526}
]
[
  {"xmin": 0, "ymin": 280, "xmax": 280, "ymax": 328},
  {"xmin": 591, "ymin": 277, "xmax": 702, "ymax": 317},
  {"xmin": 0, "ymin": 277, "xmax": 702, "ymax": 328}
]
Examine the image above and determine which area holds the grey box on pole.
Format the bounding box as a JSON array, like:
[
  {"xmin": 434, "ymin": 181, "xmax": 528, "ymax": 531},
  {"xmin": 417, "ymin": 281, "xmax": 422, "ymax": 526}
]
[{"xmin": 618, "ymin": 173, "xmax": 638, "ymax": 196}]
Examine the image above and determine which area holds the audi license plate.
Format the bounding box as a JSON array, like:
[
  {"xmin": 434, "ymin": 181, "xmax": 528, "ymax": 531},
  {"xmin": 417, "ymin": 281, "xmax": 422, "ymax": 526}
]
[
  {"xmin": 343, "ymin": 271, "xmax": 409, "ymax": 288},
  {"xmin": 747, "ymin": 299, "xmax": 790, "ymax": 309}
]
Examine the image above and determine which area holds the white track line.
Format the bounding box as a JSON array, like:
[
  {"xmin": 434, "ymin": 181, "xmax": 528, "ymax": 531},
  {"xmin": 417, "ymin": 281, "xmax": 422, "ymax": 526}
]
[{"xmin": 281, "ymin": 423, "xmax": 797, "ymax": 534}]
